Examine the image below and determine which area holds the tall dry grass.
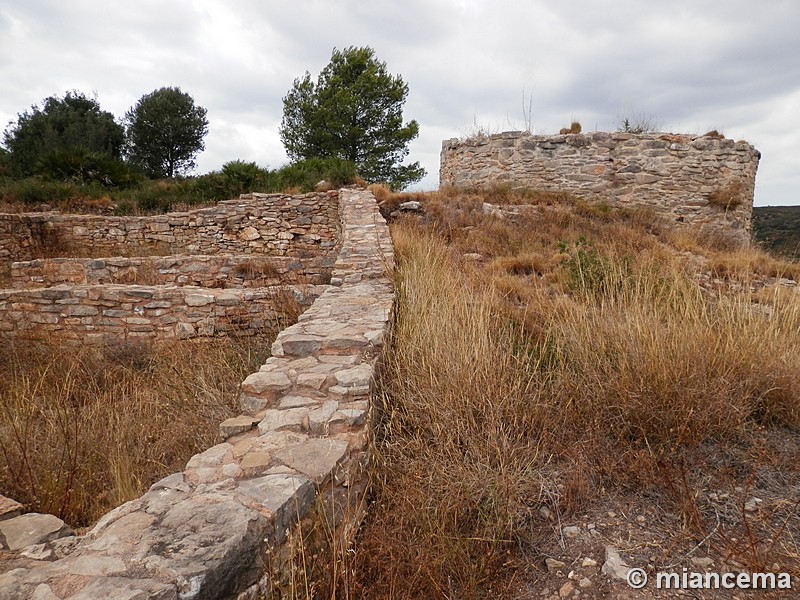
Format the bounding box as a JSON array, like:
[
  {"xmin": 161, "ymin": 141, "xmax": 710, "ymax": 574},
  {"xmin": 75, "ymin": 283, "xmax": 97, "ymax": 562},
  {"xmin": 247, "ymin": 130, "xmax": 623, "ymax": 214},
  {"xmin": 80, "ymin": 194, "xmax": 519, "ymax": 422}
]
[
  {"xmin": 350, "ymin": 196, "xmax": 800, "ymax": 598},
  {"xmin": 0, "ymin": 336, "xmax": 269, "ymax": 527}
]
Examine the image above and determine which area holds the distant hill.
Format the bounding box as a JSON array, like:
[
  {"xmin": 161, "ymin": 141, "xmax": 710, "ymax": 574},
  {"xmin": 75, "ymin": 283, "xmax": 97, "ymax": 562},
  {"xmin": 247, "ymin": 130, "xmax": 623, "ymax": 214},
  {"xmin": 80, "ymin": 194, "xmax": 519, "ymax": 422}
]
[{"xmin": 752, "ymin": 206, "xmax": 800, "ymax": 258}]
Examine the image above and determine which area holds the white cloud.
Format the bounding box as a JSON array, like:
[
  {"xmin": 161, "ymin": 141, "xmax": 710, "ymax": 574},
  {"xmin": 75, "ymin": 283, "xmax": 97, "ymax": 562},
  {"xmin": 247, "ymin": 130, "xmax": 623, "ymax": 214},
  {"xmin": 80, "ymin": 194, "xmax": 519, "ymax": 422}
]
[{"xmin": 1, "ymin": 0, "xmax": 799, "ymax": 204}]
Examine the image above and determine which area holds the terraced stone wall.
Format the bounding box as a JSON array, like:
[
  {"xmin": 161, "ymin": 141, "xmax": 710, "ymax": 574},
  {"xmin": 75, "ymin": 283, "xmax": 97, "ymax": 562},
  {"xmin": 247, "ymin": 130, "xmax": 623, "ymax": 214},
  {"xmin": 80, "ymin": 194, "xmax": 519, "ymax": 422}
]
[
  {"xmin": 0, "ymin": 191, "xmax": 340, "ymax": 261},
  {"xmin": 440, "ymin": 131, "xmax": 761, "ymax": 246},
  {"xmin": 0, "ymin": 189, "xmax": 394, "ymax": 600},
  {"xmin": 0, "ymin": 284, "xmax": 325, "ymax": 341},
  {"xmin": 10, "ymin": 255, "xmax": 334, "ymax": 288},
  {"xmin": 0, "ymin": 192, "xmax": 342, "ymax": 342}
]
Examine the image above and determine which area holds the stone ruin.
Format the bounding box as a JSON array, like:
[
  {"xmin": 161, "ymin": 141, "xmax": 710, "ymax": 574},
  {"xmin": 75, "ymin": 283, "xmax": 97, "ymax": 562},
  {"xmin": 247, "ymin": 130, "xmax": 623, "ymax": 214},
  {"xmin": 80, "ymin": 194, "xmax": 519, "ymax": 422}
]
[
  {"xmin": 0, "ymin": 129, "xmax": 763, "ymax": 598},
  {"xmin": 0, "ymin": 192, "xmax": 342, "ymax": 341},
  {"xmin": 440, "ymin": 130, "xmax": 761, "ymax": 247},
  {"xmin": 0, "ymin": 188, "xmax": 394, "ymax": 599}
]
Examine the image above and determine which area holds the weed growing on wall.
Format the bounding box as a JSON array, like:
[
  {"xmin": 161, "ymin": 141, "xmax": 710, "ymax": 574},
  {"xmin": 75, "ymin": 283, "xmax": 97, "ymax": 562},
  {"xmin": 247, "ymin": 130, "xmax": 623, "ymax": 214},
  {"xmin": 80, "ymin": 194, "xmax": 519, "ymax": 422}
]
[{"xmin": 708, "ymin": 179, "xmax": 746, "ymax": 210}]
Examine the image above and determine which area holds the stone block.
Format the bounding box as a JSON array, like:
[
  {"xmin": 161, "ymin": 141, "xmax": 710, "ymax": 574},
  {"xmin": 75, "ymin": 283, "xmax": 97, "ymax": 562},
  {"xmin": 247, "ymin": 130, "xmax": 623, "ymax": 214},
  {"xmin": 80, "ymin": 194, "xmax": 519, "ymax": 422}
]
[
  {"xmin": 273, "ymin": 438, "xmax": 350, "ymax": 485},
  {"xmin": 236, "ymin": 474, "xmax": 314, "ymax": 543},
  {"xmin": 334, "ymin": 363, "xmax": 373, "ymax": 389},
  {"xmin": 241, "ymin": 371, "xmax": 292, "ymax": 396},
  {"xmin": 272, "ymin": 334, "xmax": 321, "ymax": 357},
  {"xmin": 185, "ymin": 293, "xmax": 215, "ymax": 307},
  {"xmin": 0, "ymin": 495, "xmax": 23, "ymax": 521},
  {"xmin": 257, "ymin": 408, "xmax": 310, "ymax": 434},
  {"xmin": 0, "ymin": 513, "xmax": 74, "ymax": 550},
  {"xmin": 220, "ymin": 415, "xmax": 260, "ymax": 438}
]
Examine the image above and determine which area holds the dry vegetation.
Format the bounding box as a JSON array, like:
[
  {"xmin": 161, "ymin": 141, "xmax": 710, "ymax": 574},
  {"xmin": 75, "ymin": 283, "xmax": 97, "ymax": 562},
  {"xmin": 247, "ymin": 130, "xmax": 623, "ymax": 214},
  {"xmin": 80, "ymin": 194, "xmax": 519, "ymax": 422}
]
[
  {"xmin": 336, "ymin": 187, "xmax": 800, "ymax": 598},
  {"xmin": 708, "ymin": 180, "xmax": 746, "ymax": 211},
  {"xmin": 0, "ymin": 336, "xmax": 271, "ymax": 528}
]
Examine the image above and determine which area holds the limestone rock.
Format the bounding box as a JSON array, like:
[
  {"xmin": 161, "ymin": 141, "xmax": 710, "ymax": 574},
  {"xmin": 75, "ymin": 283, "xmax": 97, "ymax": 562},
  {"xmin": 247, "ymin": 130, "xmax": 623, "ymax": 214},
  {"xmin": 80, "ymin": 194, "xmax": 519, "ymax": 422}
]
[
  {"xmin": 561, "ymin": 525, "xmax": 580, "ymax": 538},
  {"xmin": 241, "ymin": 371, "xmax": 292, "ymax": 397},
  {"xmin": 334, "ymin": 363, "xmax": 372, "ymax": 389},
  {"xmin": 257, "ymin": 407, "xmax": 309, "ymax": 433},
  {"xmin": 273, "ymin": 438, "xmax": 350, "ymax": 484},
  {"xmin": 175, "ymin": 322, "xmax": 196, "ymax": 339},
  {"xmin": 398, "ymin": 201, "xmax": 422, "ymax": 212},
  {"xmin": 0, "ymin": 495, "xmax": 23, "ymax": 521},
  {"xmin": 545, "ymin": 557, "xmax": 566, "ymax": 572},
  {"xmin": 237, "ymin": 474, "xmax": 314, "ymax": 542},
  {"xmin": 219, "ymin": 415, "xmax": 259, "ymax": 438},
  {"xmin": 19, "ymin": 544, "xmax": 52, "ymax": 561},
  {"xmin": 0, "ymin": 513, "xmax": 73, "ymax": 551},
  {"xmin": 601, "ymin": 545, "xmax": 630, "ymax": 581},
  {"xmin": 239, "ymin": 226, "xmax": 261, "ymax": 241}
]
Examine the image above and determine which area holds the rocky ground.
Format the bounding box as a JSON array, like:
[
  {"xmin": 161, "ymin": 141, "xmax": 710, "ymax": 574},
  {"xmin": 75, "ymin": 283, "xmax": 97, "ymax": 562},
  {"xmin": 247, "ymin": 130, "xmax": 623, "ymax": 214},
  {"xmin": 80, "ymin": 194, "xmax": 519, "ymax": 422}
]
[{"xmin": 508, "ymin": 431, "xmax": 800, "ymax": 599}]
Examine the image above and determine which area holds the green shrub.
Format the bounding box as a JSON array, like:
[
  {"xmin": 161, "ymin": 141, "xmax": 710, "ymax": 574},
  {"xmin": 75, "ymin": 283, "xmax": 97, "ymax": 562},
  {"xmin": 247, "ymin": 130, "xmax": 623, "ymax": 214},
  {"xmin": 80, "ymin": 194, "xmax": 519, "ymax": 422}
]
[
  {"xmin": 129, "ymin": 186, "xmax": 174, "ymax": 213},
  {"xmin": 560, "ymin": 237, "xmax": 629, "ymax": 298},
  {"xmin": 112, "ymin": 198, "xmax": 136, "ymax": 216},
  {"xmin": 274, "ymin": 157, "xmax": 357, "ymax": 192},
  {"xmin": 0, "ymin": 178, "xmax": 79, "ymax": 205},
  {"xmin": 34, "ymin": 148, "xmax": 140, "ymax": 188},
  {"xmin": 0, "ymin": 148, "xmax": 10, "ymax": 178},
  {"xmin": 221, "ymin": 160, "xmax": 270, "ymax": 195}
]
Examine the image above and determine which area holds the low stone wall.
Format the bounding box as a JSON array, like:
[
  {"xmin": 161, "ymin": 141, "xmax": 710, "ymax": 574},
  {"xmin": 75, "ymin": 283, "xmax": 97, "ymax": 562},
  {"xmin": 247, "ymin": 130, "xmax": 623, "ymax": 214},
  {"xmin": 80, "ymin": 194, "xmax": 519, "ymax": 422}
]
[
  {"xmin": 440, "ymin": 131, "xmax": 761, "ymax": 245},
  {"xmin": 0, "ymin": 189, "xmax": 394, "ymax": 600},
  {"xmin": 0, "ymin": 191, "xmax": 340, "ymax": 261},
  {"xmin": 0, "ymin": 284, "xmax": 325, "ymax": 341},
  {"xmin": 10, "ymin": 255, "xmax": 334, "ymax": 289}
]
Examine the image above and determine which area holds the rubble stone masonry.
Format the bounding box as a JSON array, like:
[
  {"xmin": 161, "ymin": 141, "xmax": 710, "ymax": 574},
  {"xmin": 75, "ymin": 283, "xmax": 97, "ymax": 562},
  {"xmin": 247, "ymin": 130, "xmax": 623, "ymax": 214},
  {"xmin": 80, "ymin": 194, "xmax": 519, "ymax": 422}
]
[
  {"xmin": 0, "ymin": 192, "xmax": 340, "ymax": 342},
  {"xmin": 10, "ymin": 254, "xmax": 334, "ymax": 288},
  {"xmin": 440, "ymin": 131, "xmax": 760, "ymax": 245},
  {"xmin": 0, "ymin": 191, "xmax": 340, "ymax": 261},
  {"xmin": 0, "ymin": 189, "xmax": 394, "ymax": 599}
]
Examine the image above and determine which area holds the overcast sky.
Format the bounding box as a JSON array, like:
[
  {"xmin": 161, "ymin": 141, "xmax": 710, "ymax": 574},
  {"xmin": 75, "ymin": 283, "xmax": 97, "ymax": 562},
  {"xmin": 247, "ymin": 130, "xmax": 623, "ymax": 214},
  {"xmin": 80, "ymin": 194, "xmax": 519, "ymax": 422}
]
[{"xmin": 1, "ymin": 0, "xmax": 798, "ymax": 205}]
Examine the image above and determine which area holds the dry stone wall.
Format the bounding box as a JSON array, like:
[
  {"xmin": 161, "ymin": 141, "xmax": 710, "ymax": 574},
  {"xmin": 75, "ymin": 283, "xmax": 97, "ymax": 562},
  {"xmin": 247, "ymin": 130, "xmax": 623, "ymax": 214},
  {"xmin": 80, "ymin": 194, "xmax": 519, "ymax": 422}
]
[
  {"xmin": 0, "ymin": 191, "xmax": 339, "ymax": 262},
  {"xmin": 441, "ymin": 131, "xmax": 761, "ymax": 245},
  {"xmin": 0, "ymin": 189, "xmax": 395, "ymax": 600},
  {"xmin": 10, "ymin": 255, "xmax": 334, "ymax": 288},
  {"xmin": 0, "ymin": 192, "xmax": 342, "ymax": 342},
  {"xmin": 0, "ymin": 284, "xmax": 325, "ymax": 341}
]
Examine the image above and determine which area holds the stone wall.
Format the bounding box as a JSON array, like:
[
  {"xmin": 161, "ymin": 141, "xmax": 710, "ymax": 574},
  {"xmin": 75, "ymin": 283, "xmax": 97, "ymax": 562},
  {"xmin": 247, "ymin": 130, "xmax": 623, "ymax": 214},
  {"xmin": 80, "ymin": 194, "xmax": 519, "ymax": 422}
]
[
  {"xmin": 0, "ymin": 191, "xmax": 340, "ymax": 262},
  {"xmin": 0, "ymin": 284, "xmax": 325, "ymax": 341},
  {"xmin": 440, "ymin": 131, "xmax": 761, "ymax": 244},
  {"xmin": 0, "ymin": 192, "xmax": 342, "ymax": 342},
  {"xmin": 0, "ymin": 189, "xmax": 395, "ymax": 600},
  {"xmin": 10, "ymin": 255, "xmax": 334, "ymax": 289}
]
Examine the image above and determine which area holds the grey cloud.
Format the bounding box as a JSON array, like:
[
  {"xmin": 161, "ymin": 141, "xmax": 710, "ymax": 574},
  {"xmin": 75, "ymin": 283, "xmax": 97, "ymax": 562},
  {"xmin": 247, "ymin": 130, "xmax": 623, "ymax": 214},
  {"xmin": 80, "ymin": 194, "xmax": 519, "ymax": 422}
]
[{"xmin": 1, "ymin": 0, "xmax": 799, "ymax": 203}]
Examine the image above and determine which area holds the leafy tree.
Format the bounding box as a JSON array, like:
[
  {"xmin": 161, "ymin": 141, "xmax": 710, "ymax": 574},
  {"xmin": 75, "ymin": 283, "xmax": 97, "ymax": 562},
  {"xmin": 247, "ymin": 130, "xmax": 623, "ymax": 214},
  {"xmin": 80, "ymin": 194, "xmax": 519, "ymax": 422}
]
[
  {"xmin": 125, "ymin": 87, "xmax": 209, "ymax": 178},
  {"xmin": 280, "ymin": 46, "xmax": 425, "ymax": 190},
  {"xmin": 0, "ymin": 147, "xmax": 10, "ymax": 178},
  {"xmin": 2, "ymin": 91, "xmax": 125, "ymax": 178}
]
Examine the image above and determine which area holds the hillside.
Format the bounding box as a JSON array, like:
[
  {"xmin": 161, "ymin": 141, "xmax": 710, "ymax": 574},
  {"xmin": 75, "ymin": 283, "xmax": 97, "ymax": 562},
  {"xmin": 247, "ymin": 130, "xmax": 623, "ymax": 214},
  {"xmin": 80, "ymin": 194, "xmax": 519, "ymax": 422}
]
[
  {"xmin": 753, "ymin": 205, "xmax": 800, "ymax": 258},
  {"xmin": 343, "ymin": 186, "xmax": 800, "ymax": 599}
]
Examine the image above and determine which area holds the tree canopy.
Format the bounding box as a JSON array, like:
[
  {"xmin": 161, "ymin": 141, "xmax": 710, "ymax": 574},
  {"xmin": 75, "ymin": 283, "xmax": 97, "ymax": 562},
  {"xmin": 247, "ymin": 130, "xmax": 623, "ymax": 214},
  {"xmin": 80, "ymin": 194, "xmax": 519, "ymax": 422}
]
[
  {"xmin": 2, "ymin": 91, "xmax": 125, "ymax": 178},
  {"xmin": 125, "ymin": 87, "xmax": 209, "ymax": 178},
  {"xmin": 280, "ymin": 46, "xmax": 425, "ymax": 190}
]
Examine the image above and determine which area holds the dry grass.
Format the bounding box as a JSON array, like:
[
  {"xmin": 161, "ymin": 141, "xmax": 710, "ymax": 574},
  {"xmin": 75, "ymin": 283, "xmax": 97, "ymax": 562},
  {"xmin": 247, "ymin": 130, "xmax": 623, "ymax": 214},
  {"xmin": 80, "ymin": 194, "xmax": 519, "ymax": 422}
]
[
  {"xmin": 233, "ymin": 258, "xmax": 280, "ymax": 282},
  {"xmin": 559, "ymin": 121, "xmax": 582, "ymax": 135},
  {"xmin": 708, "ymin": 179, "xmax": 746, "ymax": 210},
  {"xmin": 0, "ymin": 335, "xmax": 271, "ymax": 527},
  {"xmin": 346, "ymin": 190, "xmax": 800, "ymax": 598},
  {"xmin": 114, "ymin": 262, "xmax": 161, "ymax": 285}
]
